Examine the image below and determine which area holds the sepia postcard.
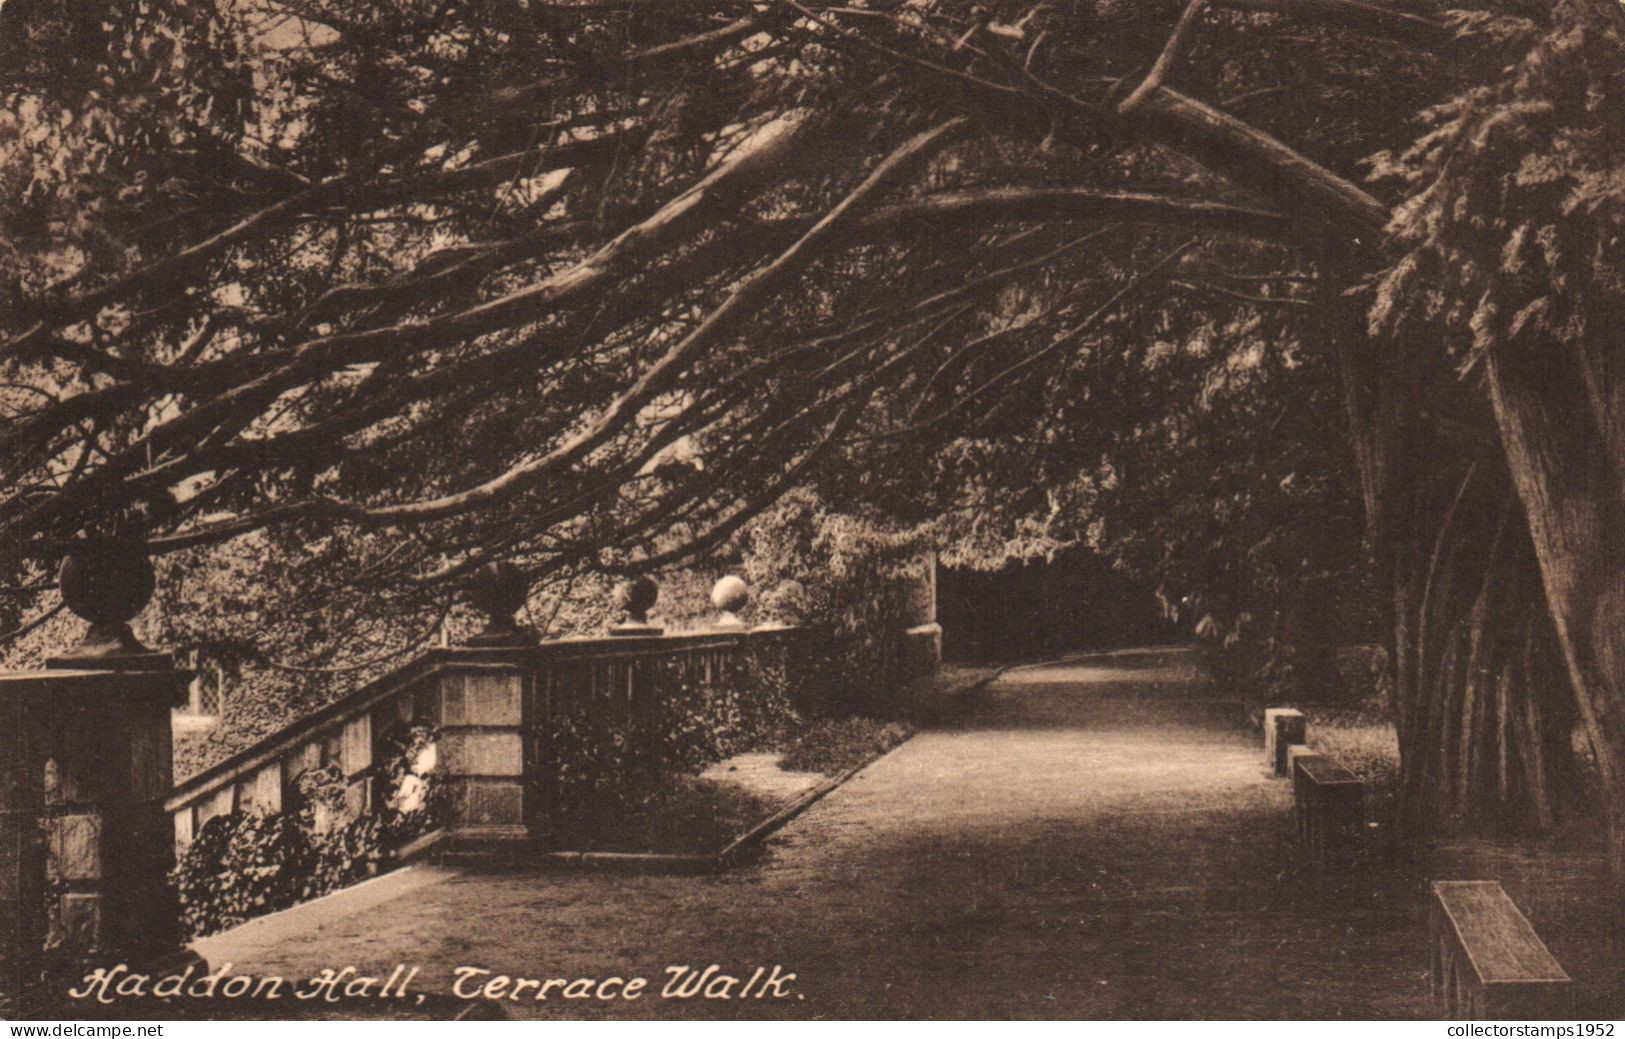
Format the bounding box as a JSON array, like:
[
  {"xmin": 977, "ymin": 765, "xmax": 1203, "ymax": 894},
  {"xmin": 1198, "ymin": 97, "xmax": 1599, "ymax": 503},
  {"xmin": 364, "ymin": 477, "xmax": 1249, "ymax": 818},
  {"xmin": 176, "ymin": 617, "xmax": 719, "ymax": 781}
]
[{"xmin": 2, "ymin": 0, "xmax": 1624, "ymax": 1024}]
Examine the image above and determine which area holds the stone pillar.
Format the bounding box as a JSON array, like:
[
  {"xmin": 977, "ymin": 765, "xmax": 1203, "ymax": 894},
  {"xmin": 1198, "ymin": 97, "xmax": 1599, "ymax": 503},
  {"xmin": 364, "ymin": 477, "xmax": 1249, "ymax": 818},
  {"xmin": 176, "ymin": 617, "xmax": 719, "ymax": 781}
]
[
  {"xmin": 896, "ymin": 552, "xmax": 942, "ymax": 681},
  {"xmin": 432, "ymin": 564, "xmax": 536, "ymax": 859},
  {"xmin": 0, "ymin": 672, "xmax": 49, "ymax": 1018},
  {"xmin": 430, "ymin": 659, "xmax": 532, "ymax": 854},
  {"xmin": 0, "ymin": 545, "xmax": 196, "ymax": 1016}
]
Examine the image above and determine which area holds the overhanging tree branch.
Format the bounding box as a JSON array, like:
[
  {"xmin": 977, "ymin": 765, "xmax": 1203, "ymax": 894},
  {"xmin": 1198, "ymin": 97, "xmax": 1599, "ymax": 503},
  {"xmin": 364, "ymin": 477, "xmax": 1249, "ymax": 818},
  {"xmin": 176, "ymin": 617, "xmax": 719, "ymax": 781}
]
[
  {"xmin": 1119, "ymin": 0, "xmax": 1212, "ymax": 116},
  {"xmin": 123, "ymin": 118, "xmax": 968, "ymax": 552},
  {"xmin": 364, "ymin": 117, "xmax": 969, "ymax": 525}
]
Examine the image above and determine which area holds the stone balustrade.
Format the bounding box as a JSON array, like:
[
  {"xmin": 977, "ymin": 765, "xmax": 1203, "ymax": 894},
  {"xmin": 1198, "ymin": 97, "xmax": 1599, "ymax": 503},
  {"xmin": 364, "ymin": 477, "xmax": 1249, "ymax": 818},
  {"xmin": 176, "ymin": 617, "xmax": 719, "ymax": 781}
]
[
  {"xmin": 164, "ymin": 624, "xmax": 810, "ymax": 860},
  {"xmin": 1, "ymin": 556, "xmax": 893, "ymax": 1014}
]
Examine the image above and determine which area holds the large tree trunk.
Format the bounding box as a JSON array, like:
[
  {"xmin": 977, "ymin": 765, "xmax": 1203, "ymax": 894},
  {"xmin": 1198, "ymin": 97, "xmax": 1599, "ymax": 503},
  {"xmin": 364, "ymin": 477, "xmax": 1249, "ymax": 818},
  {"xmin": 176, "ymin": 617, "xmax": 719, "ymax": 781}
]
[
  {"xmin": 1390, "ymin": 473, "xmax": 1576, "ymax": 835},
  {"xmin": 1487, "ymin": 341, "xmax": 1625, "ymax": 887},
  {"xmin": 1330, "ymin": 302, "xmax": 1579, "ymax": 840}
]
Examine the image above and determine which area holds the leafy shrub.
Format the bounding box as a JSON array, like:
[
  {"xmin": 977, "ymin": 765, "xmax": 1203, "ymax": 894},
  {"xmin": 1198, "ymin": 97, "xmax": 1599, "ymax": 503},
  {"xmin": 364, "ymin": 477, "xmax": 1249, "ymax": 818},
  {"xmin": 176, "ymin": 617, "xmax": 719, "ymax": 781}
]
[
  {"xmin": 548, "ymin": 645, "xmax": 803, "ymax": 846},
  {"xmin": 171, "ymin": 725, "xmax": 445, "ymax": 938},
  {"xmin": 735, "ymin": 489, "xmax": 935, "ymax": 717}
]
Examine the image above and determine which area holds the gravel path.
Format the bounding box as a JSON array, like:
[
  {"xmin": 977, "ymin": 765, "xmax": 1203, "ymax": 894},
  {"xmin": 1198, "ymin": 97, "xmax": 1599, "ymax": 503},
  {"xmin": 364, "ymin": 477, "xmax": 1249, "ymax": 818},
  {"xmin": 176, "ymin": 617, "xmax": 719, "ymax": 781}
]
[{"xmin": 196, "ymin": 647, "xmax": 1434, "ymax": 1020}]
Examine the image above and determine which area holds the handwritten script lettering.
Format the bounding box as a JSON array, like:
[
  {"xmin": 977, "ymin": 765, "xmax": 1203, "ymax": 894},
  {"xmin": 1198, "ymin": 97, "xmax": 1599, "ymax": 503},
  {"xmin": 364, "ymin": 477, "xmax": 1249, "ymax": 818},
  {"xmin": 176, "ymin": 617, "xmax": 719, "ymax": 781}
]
[{"xmin": 69, "ymin": 963, "xmax": 800, "ymax": 1006}]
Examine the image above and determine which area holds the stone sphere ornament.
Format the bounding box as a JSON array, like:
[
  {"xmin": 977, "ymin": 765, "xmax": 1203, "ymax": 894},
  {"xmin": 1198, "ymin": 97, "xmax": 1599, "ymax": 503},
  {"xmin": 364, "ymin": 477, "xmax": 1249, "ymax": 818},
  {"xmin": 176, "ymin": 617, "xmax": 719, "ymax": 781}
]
[
  {"xmin": 710, "ymin": 575, "xmax": 749, "ymax": 631},
  {"xmin": 56, "ymin": 543, "xmax": 157, "ymax": 657},
  {"xmin": 465, "ymin": 562, "xmax": 533, "ymax": 646}
]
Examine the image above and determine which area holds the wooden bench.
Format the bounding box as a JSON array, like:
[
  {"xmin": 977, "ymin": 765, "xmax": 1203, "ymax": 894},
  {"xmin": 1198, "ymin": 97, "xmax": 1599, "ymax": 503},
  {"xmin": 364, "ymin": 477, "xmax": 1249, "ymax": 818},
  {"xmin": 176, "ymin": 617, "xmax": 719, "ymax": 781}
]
[
  {"xmin": 1431, "ymin": 881, "xmax": 1573, "ymax": 1019},
  {"xmin": 1286, "ymin": 746, "xmax": 1328, "ymax": 839},
  {"xmin": 1263, "ymin": 708, "xmax": 1306, "ymax": 775},
  {"xmin": 1294, "ymin": 755, "xmax": 1363, "ymax": 867}
]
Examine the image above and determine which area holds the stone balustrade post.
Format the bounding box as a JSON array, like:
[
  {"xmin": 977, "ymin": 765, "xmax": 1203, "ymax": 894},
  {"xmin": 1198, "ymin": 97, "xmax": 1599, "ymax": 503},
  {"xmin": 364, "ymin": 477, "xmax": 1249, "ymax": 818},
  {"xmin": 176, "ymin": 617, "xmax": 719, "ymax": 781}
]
[
  {"xmin": 0, "ymin": 545, "xmax": 198, "ymax": 1017},
  {"xmin": 896, "ymin": 552, "xmax": 942, "ymax": 681},
  {"xmin": 425, "ymin": 564, "xmax": 538, "ymax": 860},
  {"xmin": 0, "ymin": 673, "xmax": 49, "ymax": 1018}
]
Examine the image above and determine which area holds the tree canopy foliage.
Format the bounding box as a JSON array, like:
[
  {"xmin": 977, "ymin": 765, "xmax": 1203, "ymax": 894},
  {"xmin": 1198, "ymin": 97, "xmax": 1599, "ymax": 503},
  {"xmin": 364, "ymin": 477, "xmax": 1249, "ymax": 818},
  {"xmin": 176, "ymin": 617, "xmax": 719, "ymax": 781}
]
[{"xmin": 0, "ymin": 0, "xmax": 1433, "ymax": 595}]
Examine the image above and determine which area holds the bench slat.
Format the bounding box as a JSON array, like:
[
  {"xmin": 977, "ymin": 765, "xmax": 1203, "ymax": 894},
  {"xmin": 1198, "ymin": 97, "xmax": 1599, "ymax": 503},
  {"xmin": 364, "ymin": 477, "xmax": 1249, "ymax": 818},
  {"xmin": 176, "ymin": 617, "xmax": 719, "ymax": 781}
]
[
  {"xmin": 1297, "ymin": 758, "xmax": 1359, "ymax": 785},
  {"xmin": 1286, "ymin": 745, "xmax": 1322, "ymax": 768},
  {"xmin": 1434, "ymin": 881, "xmax": 1571, "ymax": 985}
]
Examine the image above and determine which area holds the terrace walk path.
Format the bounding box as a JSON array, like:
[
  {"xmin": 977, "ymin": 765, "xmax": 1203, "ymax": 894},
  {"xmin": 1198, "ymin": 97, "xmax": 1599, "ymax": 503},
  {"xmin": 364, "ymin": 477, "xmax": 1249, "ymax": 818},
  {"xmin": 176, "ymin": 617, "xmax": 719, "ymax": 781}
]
[{"xmin": 197, "ymin": 647, "xmax": 1433, "ymax": 1019}]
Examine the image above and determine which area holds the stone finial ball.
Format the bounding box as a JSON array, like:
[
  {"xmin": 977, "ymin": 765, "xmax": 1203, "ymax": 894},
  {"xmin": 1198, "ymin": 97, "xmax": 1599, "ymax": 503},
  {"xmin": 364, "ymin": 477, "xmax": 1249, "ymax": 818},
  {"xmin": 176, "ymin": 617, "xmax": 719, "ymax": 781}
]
[
  {"xmin": 711, "ymin": 574, "xmax": 749, "ymax": 613},
  {"xmin": 614, "ymin": 575, "xmax": 659, "ymax": 623},
  {"xmin": 468, "ymin": 562, "xmax": 528, "ymax": 626},
  {"xmin": 57, "ymin": 544, "xmax": 156, "ymax": 626}
]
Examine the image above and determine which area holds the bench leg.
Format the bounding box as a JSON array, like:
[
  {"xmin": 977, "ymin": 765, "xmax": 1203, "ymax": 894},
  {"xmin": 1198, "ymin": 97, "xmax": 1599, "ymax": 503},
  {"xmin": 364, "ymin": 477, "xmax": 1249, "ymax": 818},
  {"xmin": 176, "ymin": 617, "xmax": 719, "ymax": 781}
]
[
  {"xmin": 1268, "ymin": 716, "xmax": 1307, "ymax": 774},
  {"xmin": 1430, "ymin": 929, "xmax": 1446, "ymax": 1004},
  {"xmin": 1430, "ymin": 904, "xmax": 1470, "ymax": 1018},
  {"xmin": 1324, "ymin": 785, "xmax": 1364, "ymax": 869},
  {"xmin": 1305, "ymin": 794, "xmax": 1323, "ymax": 866},
  {"xmin": 1292, "ymin": 770, "xmax": 1308, "ymax": 840},
  {"xmin": 1481, "ymin": 982, "xmax": 1576, "ymax": 1020}
]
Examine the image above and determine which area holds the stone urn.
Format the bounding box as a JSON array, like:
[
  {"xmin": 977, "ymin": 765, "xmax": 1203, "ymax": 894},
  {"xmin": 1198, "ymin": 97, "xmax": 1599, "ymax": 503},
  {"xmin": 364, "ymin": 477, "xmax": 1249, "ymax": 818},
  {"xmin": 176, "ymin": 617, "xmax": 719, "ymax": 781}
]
[
  {"xmin": 52, "ymin": 542, "xmax": 164, "ymax": 665},
  {"xmin": 465, "ymin": 562, "xmax": 535, "ymax": 647},
  {"xmin": 610, "ymin": 575, "xmax": 663, "ymax": 636}
]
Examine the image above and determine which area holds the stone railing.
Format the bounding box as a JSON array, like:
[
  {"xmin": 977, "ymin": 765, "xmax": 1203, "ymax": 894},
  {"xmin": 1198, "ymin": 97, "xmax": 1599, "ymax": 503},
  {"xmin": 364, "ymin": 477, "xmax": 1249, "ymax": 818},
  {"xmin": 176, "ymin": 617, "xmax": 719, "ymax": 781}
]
[
  {"xmin": 165, "ymin": 566, "xmax": 815, "ymax": 858},
  {"xmin": 165, "ymin": 624, "xmax": 810, "ymax": 857}
]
